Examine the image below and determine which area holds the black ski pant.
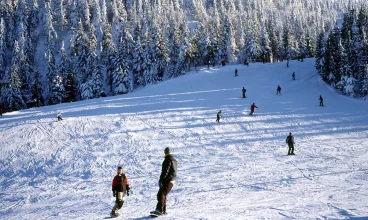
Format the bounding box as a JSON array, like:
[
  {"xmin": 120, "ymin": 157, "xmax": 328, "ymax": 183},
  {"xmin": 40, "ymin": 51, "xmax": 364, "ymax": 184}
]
[
  {"xmin": 155, "ymin": 182, "xmax": 174, "ymax": 214},
  {"xmin": 216, "ymin": 115, "xmax": 220, "ymax": 122},
  {"xmin": 242, "ymin": 93, "xmax": 246, "ymax": 98},
  {"xmin": 288, "ymin": 143, "xmax": 294, "ymax": 155},
  {"xmin": 320, "ymin": 101, "xmax": 324, "ymax": 106}
]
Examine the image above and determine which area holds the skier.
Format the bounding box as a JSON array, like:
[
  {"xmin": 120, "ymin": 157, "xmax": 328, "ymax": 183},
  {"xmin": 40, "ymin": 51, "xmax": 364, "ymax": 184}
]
[
  {"xmin": 292, "ymin": 72, "xmax": 295, "ymax": 80},
  {"xmin": 286, "ymin": 132, "xmax": 295, "ymax": 155},
  {"xmin": 319, "ymin": 95, "xmax": 324, "ymax": 107},
  {"xmin": 150, "ymin": 147, "xmax": 178, "ymax": 216},
  {"xmin": 235, "ymin": 68, "xmax": 238, "ymax": 77},
  {"xmin": 277, "ymin": 85, "xmax": 281, "ymax": 95},
  {"xmin": 57, "ymin": 111, "xmax": 63, "ymax": 121},
  {"xmin": 244, "ymin": 59, "xmax": 249, "ymax": 66},
  {"xmin": 242, "ymin": 87, "xmax": 247, "ymax": 98},
  {"xmin": 110, "ymin": 166, "xmax": 130, "ymax": 217},
  {"xmin": 249, "ymin": 103, "xmax": 258, "ymax": 115},
  {"xmin": 216, "ymin": 110, "xmax": 222, "ymax": 122}
]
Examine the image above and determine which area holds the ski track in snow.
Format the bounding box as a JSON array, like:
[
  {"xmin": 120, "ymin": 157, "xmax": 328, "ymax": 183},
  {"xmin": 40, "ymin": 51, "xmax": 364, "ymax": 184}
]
[{"xmin": 1, "ymin": 59, "xmax": 368, "ymax": 219}]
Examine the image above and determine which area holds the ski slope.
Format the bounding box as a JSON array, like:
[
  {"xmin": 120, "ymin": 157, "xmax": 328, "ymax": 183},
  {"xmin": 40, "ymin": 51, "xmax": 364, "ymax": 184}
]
[{"xmin": 1, "ymin": 59, "xmax": 368, "ymax": 220}]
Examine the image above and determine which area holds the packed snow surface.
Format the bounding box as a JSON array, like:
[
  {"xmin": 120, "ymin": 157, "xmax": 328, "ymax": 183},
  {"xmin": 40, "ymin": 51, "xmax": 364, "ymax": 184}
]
[{"xmin": 1, "ymin": 59, "xmax": 368, "ymax": 220}]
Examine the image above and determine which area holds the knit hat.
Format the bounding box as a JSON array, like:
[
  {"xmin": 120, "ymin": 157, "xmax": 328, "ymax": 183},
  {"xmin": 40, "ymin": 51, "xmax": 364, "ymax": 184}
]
[
  {"xmin": 164, "ymin": 147, "xmax": 172, "ymax": 155},
  {"xmin": 117, "ymin": 166, "xmax": 123, "ymax": 169}
]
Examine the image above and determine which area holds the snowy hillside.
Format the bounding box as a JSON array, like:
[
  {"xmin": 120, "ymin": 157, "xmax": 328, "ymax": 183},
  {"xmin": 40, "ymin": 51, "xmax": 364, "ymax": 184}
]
[{"xmin": 1, "ymin": 59, "xmax": 368, "ymax": 220}]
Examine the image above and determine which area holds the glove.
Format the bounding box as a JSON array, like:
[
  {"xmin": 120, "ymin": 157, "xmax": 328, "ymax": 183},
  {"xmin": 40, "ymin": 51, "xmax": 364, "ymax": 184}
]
[
  {"xmin": 113, "ymin": 191, "xmax": 116, "ymax": 197},
  {"xmin": 126, "ymin": 191, "xmax": 130, "ymax": 196}
]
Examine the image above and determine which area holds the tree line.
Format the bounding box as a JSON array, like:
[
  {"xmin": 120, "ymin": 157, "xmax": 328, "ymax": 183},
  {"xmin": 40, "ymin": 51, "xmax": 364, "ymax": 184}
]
[
  {"xmin": 315, "ymin": 7, "xmax": 368, "ymax": 98},
  {"xmin": 0, "ymin": 0, "xmax": 365, "ymax": 111}
]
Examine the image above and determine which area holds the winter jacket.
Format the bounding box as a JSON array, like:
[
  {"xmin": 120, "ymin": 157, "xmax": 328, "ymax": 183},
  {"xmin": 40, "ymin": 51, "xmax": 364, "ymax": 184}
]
[
  {"xmin": 242, "ymin": 88, "xmax": 246, "ymax": 93},
  {"xmin": 250, "ymin": 104, "xmax": 257, "ymax": 111},
  {"xmin": 112, "ymin": 174, "xmax": 130, "ymax": 192},
  {"xmin": 319, "ymin": 96, "xmax": 323, "ymax": 101},
  {"xmin": 286, "ymin": 135, "xmax": 295, "ymax": 145},
  {"xmin": 159, "ymin": 155, "xmax": 178, "ymax": 185}
]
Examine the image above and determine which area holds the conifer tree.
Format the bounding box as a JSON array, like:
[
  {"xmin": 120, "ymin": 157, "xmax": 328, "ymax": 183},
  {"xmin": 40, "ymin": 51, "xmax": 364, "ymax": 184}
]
[
  {"xmin": 65, "ymin": 71, "xmax": 76, "ymax": 102},
  {"xmin": 101, "ymin": 24, "xmax": 116, "ymax": 92},
  {"xmin": 113, "ymin": 31, "xmax": 132, "ymax": 94},
  {"xmin": 0, "ymin": 18, "xmax": 6, "ymax": 80},
  {"xmin": 315, "ymin": 32, "xmax": 325, "ymax": 74},
  {"xmin": 50, "ymin": 76, "xmax": 65, "ymax": 105},
  {"xmin": 31, "ymin": 70, "xmax": 44, "ymax": 107},
  {"xmin": 5, "ymin": 42, "xmax": 26, "ymax": 111}
]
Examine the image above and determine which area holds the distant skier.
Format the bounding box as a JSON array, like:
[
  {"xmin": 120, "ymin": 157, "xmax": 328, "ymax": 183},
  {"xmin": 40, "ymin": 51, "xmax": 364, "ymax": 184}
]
[
  {"xmin": 242, "ymin": 87, "xmax": 247, "ymax": 98},
  {"xmin": 235, "ymin": 68, "xmax": 238, "ymax": 77},
  {"xmin": 216, "ymin": 110, "xmax": 222, "ymax": 122},
  {"xmin": 277, "ymin": 85, "xmax": 281, "ymax": 95},
  {"xmin": 249, "ymin": 103, "xmax": 258, "ymax": 115},
  {"xmin": 150, "ymin": 147, "xmax": 178, "ymax": 216},
  {"xmin": 244, "ymin": 59, "xmax": 249, "ymax": 66},
  {"xmin": 286, "ymin": 132, "xmax": 295, "ymax": 155},
  {"xmin": 292, "ymin": 72, "xmax": 295, "ymax": 80},
  {"xmin": 319, "ymin": 95, "xmax": 324, "ymax": 107},
  {"xmin": 57, "ymin": 112, "xmax": 63, "ymax": 121},
  {"xmin": 111, "ymin": 166, "xmax": 130, "ymax": 218}
]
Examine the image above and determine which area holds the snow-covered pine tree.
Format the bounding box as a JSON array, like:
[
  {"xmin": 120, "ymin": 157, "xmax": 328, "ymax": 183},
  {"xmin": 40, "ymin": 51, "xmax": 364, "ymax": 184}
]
[
  {"xmin": 29, "ymin": 0, "xmax": 39, "ymax": 43},
  {"xmin": 30, "ymin": 70, "xmax": 44, "ymax": 107},
  {"xmin": 113, "ymin": 31, "xmax": 132, "ymax": 95},
  {"xmin": 322, "ymin": 31, "xmax": 334, "ymax": 83},
  {"xmin": 53, "ymin": 0, "xmax": 67, "ymax": 29},
  {"xmin": 356, "ymin": 6, "xmax": 368, "ymax": 97},
  {"xmin": 132, "ymin": 23, "xmax": 143, "ymax": 86},
  {"xmin": 347, "ymin": 13, "xmax": 361, "ymax": 95},
  {"xmin": 65, "ymin": 71, "xmax": 76, "ymax": 102},
  {"xmin": 46, "ymin": 46, "xmax": 57, "ymax": 103},
  {"xmin": 59, "ymin": 41, "xmax": 72, "ymax": 87},
  {"xmin": 5, "ymin": 45, "xmax": 26, "ymax": 111},
  {"xmin": 195, "ymin": 23, "xmax": 210, "ymax": 65},
  {"xmin": 266, "ymin": 18, "xmax": 280, "ymax": 63},
  {"xmin": 260, "ymin": 24, "xmax": 272, "ymax": 63},
  {"xmin": 72, "ymin": 20, "xmax": 89, "ymax": 95},
  {"xmin": 282, "ymin": 22, "xmax": 292, "ymax": 64},
  {"xmin": 140, "ymin": 19, "xmax": 153, "ymax": 86},
  {"xmin": 0, "ymin": 18, "xmax": 6, "ymax": 80},
  {"xmin": 101, "ymin": 23, "xmax": 116, "ymax": 92},
  {"xmin": 224, "ymin": 14, "xmax": 236, "ymax": 62},
  {"xmin": 177, "ymin": 21, "xmax": 191, "ymax": 74},
  {"xmin": 315, "ymin": 32, "xmax": 326, "ymax": 74},
  {"xmin": 68, "ymin": 0, "xmax": 80, "ymax": 28},
  {"xmin": 87, "ymin": 24, "xmax": 105, "ymax": 98},
  {"xmin": 330, "ymin": 27, "xmax": 343, "ymax": 85},
  {"xmin": 50, "ymin": 75, "xmax": 65, "ymax": 105}
]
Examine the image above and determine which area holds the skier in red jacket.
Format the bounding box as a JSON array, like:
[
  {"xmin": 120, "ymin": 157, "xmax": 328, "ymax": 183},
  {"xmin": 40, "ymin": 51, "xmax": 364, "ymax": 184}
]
[
  {"xmin": 110, "ymin": 166, "xmax": 130, "ymax": 217},
  {"xmin": 249, "ymin": 103, "xmax": 258, "ymax": 115}
]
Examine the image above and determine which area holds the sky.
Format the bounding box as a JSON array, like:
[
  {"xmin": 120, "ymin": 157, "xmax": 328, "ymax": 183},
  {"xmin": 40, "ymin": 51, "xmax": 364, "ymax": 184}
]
[{"xmin": 1, "ymin": 59, "xmax": 368, "ymax": 220}]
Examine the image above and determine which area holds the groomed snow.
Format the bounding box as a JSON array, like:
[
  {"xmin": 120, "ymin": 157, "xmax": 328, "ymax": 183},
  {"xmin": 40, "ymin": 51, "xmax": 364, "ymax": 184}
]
[{"xmin": 1, "ymin": 59, "xmax": 368, "ymax": 220}]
